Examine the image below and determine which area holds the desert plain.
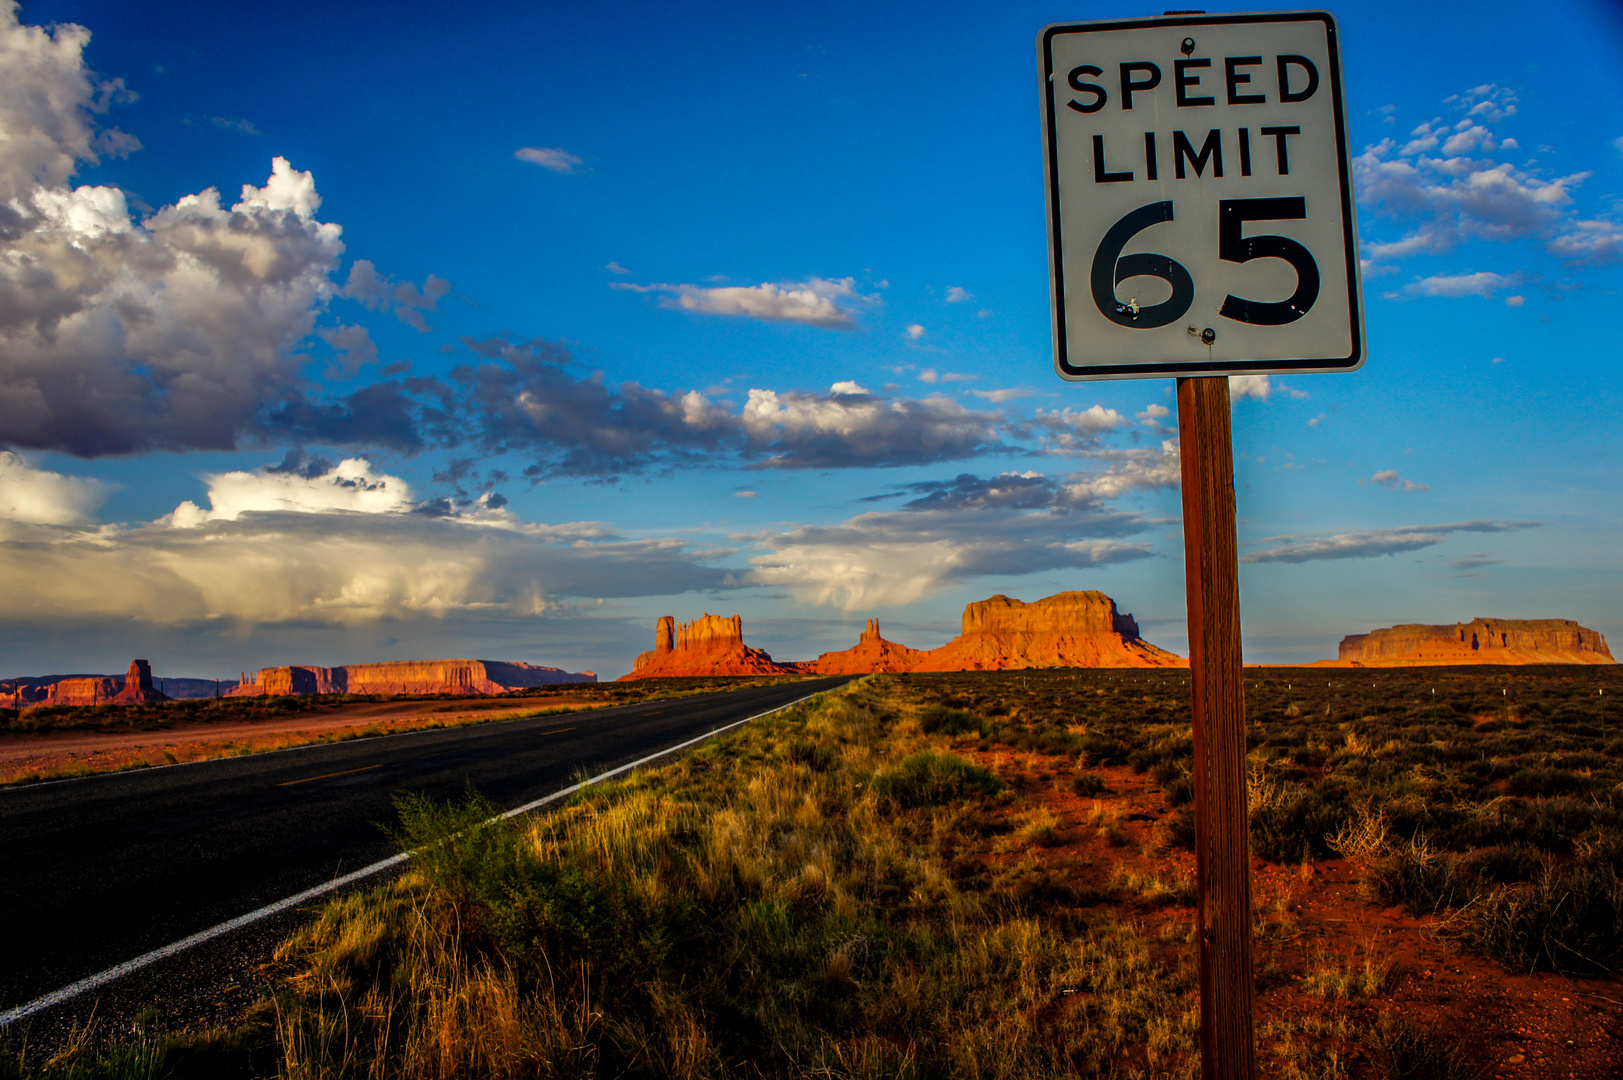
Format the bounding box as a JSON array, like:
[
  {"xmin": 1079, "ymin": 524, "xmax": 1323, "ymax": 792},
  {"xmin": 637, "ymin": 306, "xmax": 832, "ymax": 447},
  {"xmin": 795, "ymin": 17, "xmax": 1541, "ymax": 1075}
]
[{"xmin": 5, "ymin": 645, "xmax": 1621, "ymax": 1079}]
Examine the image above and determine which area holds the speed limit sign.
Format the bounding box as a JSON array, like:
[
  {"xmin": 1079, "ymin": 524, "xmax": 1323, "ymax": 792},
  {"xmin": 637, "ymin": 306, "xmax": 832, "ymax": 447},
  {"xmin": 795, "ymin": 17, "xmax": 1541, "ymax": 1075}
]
[{"xmin": 1039, "ymin": 11, "xmax": 1364, "ymax": 380}]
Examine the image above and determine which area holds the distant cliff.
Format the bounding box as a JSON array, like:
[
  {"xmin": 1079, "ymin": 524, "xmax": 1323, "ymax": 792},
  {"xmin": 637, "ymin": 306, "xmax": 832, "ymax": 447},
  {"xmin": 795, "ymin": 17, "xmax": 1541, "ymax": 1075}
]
[
  {"xmin": 227, "ymin": 659, "xmax": 597, "ymax": 697},
  {"xmin": 622, "ymin": 591, "xmax": 1183, "ymax": 679},
  {"xmin": 36, "ymin": 660, "xmax": 170, "ymax": 707},
  {"xmin": 1333, "ymin": 619, "xmax": 1614, "ymax": 666}
]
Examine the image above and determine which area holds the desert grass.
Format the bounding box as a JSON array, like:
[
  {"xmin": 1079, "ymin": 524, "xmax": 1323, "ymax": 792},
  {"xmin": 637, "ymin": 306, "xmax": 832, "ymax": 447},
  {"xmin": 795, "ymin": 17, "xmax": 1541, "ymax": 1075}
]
[
  {"xmin": 24, "ymin": 667, "xmax": 1619, "ymax": 1077},
  {"xmin": 260, "ymin": 678, "xmax": 1203, "ymax": 1079},
  {"xmin": 919, "ymin": 665, "xmax": 1623, "ymax": 976}
]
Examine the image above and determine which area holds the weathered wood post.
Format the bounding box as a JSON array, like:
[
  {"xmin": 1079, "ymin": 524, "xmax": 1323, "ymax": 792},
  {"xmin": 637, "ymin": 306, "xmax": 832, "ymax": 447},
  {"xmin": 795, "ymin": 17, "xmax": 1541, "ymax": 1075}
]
[{"xmin": 1178, "ymin": 375, "xmax": 1255, "ymax": 1079}]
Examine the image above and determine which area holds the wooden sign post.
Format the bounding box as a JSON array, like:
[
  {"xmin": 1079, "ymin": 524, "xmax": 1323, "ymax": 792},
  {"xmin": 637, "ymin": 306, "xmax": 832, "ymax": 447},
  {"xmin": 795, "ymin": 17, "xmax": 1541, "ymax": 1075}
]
[
  {"xmin": 1037, "ymin": 12, "xmax": 1364, "ymax": 1079},
  {"xmin": 1177, "ymin": 375, "xmax": 1254, "ymax": 1078}
]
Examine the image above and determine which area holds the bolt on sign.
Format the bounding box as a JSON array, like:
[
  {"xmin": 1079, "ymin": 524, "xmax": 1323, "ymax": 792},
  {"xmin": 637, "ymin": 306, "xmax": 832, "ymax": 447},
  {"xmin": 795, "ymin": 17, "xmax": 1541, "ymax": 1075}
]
[{"xmin": 1039, "ymin": 11, "xmax": 1364, "ymax": 380}]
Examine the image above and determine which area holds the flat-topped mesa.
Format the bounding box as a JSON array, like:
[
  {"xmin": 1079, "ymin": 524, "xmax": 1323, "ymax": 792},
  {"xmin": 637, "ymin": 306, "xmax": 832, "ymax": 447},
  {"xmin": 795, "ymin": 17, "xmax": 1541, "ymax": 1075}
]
[
  {"xmin": 41, "ymin": 676, "xmax": 122, "ymax": 707},
  {"xmin": 226, "ymin": 659, "xmax": 597, "ymax": 697},
  {"xmin": 623, "ymin": 613, "xmax": 801, "ymax": 680},
  {"xmin": 39, "ymin": 659, "xmax": 171, "ymax": 707},
  {"xmin": 811, "ymin": 619, "xmax": 928, "ymax": 675},
  {"xmin": 911, "ymin": 591, "xmax": 1184, "ymax": 671},
  {"xmin": 807, "ymin": 591, "xmax": 1184, "ymax": 674},
  {"xmin": 1334, "ymin": 618, "xmax": 1615, "ymax": 666}
]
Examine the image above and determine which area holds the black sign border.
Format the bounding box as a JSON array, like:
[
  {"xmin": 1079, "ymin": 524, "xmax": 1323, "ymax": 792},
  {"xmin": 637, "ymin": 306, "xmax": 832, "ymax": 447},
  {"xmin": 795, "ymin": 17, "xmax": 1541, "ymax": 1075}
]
[{"xmin": 1040, "ymin": 11, "xmax": 1364, "ymax": 381}]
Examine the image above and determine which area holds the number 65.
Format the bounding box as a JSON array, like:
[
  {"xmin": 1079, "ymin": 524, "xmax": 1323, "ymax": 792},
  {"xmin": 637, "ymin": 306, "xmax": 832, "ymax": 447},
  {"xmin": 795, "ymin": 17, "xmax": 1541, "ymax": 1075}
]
[{"xmin": 1090, "ymin": 198, "xmax": 1320, "ymax": 329}]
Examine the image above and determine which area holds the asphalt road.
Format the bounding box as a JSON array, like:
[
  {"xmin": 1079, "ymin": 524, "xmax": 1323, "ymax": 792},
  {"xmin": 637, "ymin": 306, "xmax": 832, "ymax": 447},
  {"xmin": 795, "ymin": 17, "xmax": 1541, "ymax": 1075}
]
[{"xmin": 0, "ymin": 676, "xmax": 852, "ymax": 1014}]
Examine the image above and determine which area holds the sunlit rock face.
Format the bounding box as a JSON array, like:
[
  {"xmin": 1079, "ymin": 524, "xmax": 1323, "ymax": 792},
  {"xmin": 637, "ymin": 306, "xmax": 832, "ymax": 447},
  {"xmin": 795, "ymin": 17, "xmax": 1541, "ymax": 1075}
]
[
  {"xmin": 110, "ymin": 659, "xmax": 169, "ymax": 704},
  {"xmin": 38, "ymin": 659, "xmax": 171, "ymax": 706},
  {"xmin": 226, "ymin": 659, "xmax": 597, "ymax": 697},
  {"xmin": 1335, "ymin": 619, "xmax": 1616, "ymax": 666},
  {"xmin": 624, "ymin": 591, "xmax": 1185, "ymax": 679},
  {"xmin": 623, "ymin": 614, "xmax": 801, "ymax": 680},
  {"xmin": 810, "ymin": 619, "xmax": 928, "ymax": 675},
  {"xmin": 42, "ymin": 676, "xmax": 122, "ymax": 706},
  {"xmin": 907, "ymin": 592, "xmax": 1185, "ymax": 672}
]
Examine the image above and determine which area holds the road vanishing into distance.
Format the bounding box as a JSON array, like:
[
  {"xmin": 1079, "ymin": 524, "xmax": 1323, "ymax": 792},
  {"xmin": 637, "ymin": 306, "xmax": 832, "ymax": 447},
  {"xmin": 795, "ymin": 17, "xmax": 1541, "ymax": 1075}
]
[{"xmin": 0, "ymin": 676, "xmax": 853, "ymax": 1016}]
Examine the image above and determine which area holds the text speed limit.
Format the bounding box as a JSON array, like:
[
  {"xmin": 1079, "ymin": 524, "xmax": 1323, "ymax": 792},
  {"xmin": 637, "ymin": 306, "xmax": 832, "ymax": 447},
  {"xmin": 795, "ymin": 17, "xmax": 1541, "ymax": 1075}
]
[{"xmin": 1039, "ymin": 11, "xmax": 1365, "ymax": 380}]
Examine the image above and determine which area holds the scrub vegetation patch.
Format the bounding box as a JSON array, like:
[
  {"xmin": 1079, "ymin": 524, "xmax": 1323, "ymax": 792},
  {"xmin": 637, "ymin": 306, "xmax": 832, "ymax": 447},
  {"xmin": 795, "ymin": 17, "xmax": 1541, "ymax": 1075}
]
[{"xmin": 10, "ymin": 667, "xmax": 1622, "ymax": 1078}]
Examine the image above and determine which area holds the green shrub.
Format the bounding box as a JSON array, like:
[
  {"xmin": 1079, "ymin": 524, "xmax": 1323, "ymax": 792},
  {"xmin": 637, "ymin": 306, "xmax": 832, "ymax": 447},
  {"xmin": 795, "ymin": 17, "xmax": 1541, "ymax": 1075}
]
[
  {"xmin": 1454, "ymin": 843, "xmax": 1544, "ymax": 889},
  {"xmin": 918, "ymin": 704, "xmax": 982, "ymax": 735},
  {"xmin": 1363, "ymin": 834, "xmax": 1461, "ymax": 914},
  {"xmin": 869, "ymin": 750, "xmax": 1002, "ymax": 809},
  {"xmin": 1249, "ymin": 777, "xmax": 1348, "ymax": 862},
  {"xmin": 391, "ymin": 788, "xmax": 692, "ymax": 985},
  {"xmin": 1446, "ymin": 860, "xmax": 1622, "ymax": 975},
  {"xmin": 1504, "ymin": 765, "xmax": 1593, "ymax": 797},
  {"xmin": 1071, "ymin": 771, "xmax": 1109, "ymax": 796},
  {"xmin": 1164, "ymin": 774, "xmax": 1193, "ymax": 807}
]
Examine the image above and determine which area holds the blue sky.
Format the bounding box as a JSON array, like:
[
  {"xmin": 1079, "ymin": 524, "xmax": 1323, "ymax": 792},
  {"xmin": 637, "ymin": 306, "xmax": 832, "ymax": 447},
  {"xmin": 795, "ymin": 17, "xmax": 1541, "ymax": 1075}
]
[{"xmin": 0, "ymin": 0, "xmax": 1618, "ymax": 678}]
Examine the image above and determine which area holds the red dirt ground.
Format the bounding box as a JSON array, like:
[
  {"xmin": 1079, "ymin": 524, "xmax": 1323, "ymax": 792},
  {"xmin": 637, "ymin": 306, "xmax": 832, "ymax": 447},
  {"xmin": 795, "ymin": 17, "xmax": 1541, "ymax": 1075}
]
[
  {"xmin": 968, "ymin": 748, "xmax": 1623, "ymax": 1079},
  {"xmin": 0, "ymin": 696, "xmax": 588, "ymax": 786}
]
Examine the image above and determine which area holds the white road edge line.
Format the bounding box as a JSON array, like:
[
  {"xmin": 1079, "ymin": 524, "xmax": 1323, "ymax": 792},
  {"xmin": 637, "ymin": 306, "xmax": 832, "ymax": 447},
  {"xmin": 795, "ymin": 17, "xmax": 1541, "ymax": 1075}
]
[{"xmin": 0, "ymin": 687, "xmax": 832, "ymax": 1028}]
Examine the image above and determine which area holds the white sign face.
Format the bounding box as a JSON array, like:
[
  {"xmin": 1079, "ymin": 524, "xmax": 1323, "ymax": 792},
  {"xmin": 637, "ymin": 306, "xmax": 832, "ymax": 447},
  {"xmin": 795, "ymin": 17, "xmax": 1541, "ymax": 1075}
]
[{"xmin": 1039, "ymin": 11, "xmax": 1364, "ymax": 380}]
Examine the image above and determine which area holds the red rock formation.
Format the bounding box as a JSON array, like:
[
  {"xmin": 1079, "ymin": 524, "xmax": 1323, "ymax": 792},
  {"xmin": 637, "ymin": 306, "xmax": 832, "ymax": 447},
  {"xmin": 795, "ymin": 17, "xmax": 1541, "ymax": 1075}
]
[
  {"xmin": 42, "ymin": 676, "xmax": 122, "ymax": 707},
  {"xmin": 908, "ymin": 592, "xmax": 1184, "ymax": 671},
  {"xmin": 810, "ymin": 619, "xmax": 928, "ymax": 675},
  {"xmin": 226, "ymin": 659, "xmax": 597, "ymax": 697},
  {"xmin": 628, "ymin": 592, "xmax": 1184, "ymax": 679},
  {"xmin": 110, "ymin": 659, "xmax": 169, "ymax": 704},
  {"xmin": 1329, "ymin": 619, "xmax": 1615, "ymax": 666},
  {"xmin": 622, "ymin": 613, "xmax": 801, "ymax": 680},
  {"xmin": 37, "ymin": 659, "xmax": 171, "ymax": 707}
]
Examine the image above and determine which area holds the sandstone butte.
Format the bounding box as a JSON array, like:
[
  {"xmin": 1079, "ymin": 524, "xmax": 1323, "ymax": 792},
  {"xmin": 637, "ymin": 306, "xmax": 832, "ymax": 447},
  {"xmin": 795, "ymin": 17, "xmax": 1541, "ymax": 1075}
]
[
  {"xmin": 34, "ymin": 659, "xmax": 171, "ymax": 708},
  {"xmin": 1322, "ymin": 619, "xmax": 1616, "ymax": 667},
  {"xmin": 626, "ymin": 614, "xmax": 803, "ymax": 679},
  {"xmin": 618, "ymin": 591, "xmax": 1186, "ymax": 680},
  {"xmin": 226, "ymin": 659, "xmax": 597, "ymax": 697}
]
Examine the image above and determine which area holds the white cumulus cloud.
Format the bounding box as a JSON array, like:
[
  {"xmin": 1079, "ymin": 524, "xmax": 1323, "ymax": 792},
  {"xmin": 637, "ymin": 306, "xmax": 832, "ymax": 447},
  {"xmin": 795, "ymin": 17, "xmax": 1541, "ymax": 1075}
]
[
  {"xmin": 1230, "ymin": 375, "xmax": 1273, "ymax": 401},
  {"xmin": 0, "ymin": 451, "xmax": 113, "ymax": 525},
  {"xmin": 1369, "ymin": 469, "xmax": 1429, "ymax": 492},
  {"xmin": 1386, "ymin": 271, "xmax": 1522, "ymax": 300},
  {"xmin": 1060, "ymin": 441, "xmax": 1181, "ymax": 500},
  {"xmin": 514, "ymin": 146, "xmax": 585, "ymax": 174},
  {"xmin": 1355, "ymin": 85, "xmax": 1606, "ymax": 271},
  {"xmin": 167, "ymin": 457, "xmax": 415, "ymax": 527},
  {"xmin": 1030, "ymin": 405, "xmax": 1128, "ymax": 452},
  {"xmin": 619, "ymin": 277, "xmax": 871, "ymax": 329}
]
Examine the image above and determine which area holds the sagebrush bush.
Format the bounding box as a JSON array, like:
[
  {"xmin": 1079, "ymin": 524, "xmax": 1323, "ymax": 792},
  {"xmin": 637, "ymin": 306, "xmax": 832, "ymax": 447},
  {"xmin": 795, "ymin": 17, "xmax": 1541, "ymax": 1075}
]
[
  {"xmin": 1071, "ymin": 770, "xmax": 1109, "ymax": 796},
  {"xmin": 869, "ymin": 748, "xmax": 1002, "ymax": 809},
  {"xmin": 1248, "ymin": 772, "xmax": 1349, "ymax": 862},
  {"xmin": 1445, "ymin": 859, "xmax": 1623, "ymax": 975},
  {"xmin": 1504, "ymin": 765, "xmax": 1594, "ymax": 797},
  {"xmin": 917, "ymin": 703, "xmax": 982, "ymax": 736}
]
